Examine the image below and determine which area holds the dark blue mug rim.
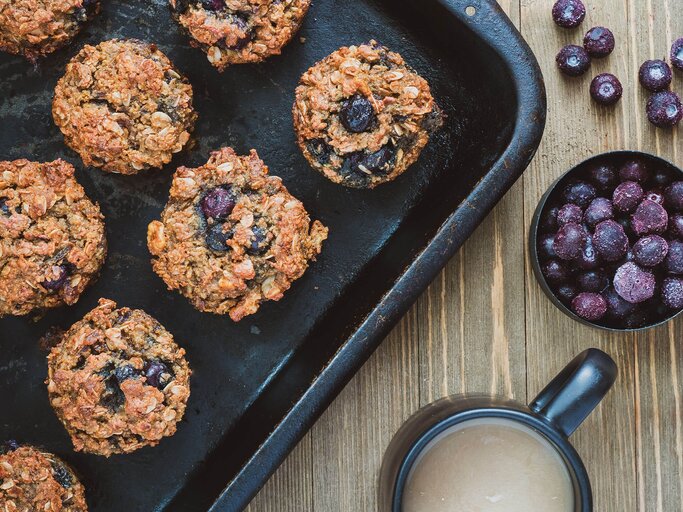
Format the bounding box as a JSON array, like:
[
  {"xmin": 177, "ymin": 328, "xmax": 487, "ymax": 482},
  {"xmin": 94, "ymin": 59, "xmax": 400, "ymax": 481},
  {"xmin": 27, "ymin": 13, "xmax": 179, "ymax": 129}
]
[{"xmin": 391, "ymin": 405, "xmax": 592, "ymax": 511}]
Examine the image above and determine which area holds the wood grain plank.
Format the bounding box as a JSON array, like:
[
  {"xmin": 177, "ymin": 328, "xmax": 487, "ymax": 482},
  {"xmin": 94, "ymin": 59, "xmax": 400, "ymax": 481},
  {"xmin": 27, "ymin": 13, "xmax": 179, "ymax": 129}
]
[
  {"xmin": 244, "ymin": 434, "xmax": 313, "ymax": 512},
  {"xmin": 520, "ymin": 0, "xmax": 638, "ymax": 511},
  {"xmin": 416, "ymin": 180, "xmax": 527, "ymax": 405}
]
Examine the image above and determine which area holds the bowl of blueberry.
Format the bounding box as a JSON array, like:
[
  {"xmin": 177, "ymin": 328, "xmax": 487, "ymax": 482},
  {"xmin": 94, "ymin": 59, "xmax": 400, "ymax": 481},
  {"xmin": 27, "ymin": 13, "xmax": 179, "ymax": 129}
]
[{"xmin": 531, "ymin": 151, "xmax": 683, "ymax": 330}]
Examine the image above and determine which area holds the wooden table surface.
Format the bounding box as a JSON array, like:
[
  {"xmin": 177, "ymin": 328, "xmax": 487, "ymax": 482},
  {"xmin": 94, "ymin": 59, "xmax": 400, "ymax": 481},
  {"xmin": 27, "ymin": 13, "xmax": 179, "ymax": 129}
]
[{"xmin": 246, "ymin": 1, "xmax": 683, "ymax": 510}]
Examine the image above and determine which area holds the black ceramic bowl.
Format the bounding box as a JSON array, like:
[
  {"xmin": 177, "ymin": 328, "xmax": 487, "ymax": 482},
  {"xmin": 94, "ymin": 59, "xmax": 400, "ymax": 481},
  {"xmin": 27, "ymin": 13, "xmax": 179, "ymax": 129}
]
[{"xmin": 530, "ymin": 151, "xmax": 683, "ymax": 331}]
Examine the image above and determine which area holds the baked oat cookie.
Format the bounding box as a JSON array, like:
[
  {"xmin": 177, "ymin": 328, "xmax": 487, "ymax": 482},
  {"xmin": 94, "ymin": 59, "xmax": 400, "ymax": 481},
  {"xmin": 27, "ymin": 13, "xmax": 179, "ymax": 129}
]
[
  {"xmin": 0, "ymin": 0, "xmax": 100, "ymax": 62},
  {"xmin": 293, "ymin": 40, "xmax": 444, "ymax": 189},
  {"xmin": 147, "ymin": 147, "xmax": 328, "ymax": 321},
  {"xmin": 0, "ymin": 442, "xmax": 88, "ymax": 512},
  {"xmin": 52, "ymin": 39, "xmax": 197, "ymax": 175},
  {"xmin": 47, "ymin": 298, "xmax": 191, "ymax": 456},
  {"xmin": 0, "ymin": 159, "xmax": 106, "ymax": 318},
  {"xmin": 169, "ymin": 0, "xmax": 310, "ymax": 71}
]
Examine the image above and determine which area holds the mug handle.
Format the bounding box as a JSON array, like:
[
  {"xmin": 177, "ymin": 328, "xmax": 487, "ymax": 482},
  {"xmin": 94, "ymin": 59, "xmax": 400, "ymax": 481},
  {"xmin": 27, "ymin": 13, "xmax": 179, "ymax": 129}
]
[{"xmin": 529, "ymin": 348, "xmax": 618, "ymax": 437}]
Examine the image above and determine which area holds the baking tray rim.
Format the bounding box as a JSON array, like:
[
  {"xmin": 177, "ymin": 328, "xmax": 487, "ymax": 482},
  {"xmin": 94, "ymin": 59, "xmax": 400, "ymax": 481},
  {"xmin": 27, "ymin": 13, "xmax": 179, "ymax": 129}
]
[{"xmin": 206, "ymin": 0, "xmax": 547, "ymax": 509}]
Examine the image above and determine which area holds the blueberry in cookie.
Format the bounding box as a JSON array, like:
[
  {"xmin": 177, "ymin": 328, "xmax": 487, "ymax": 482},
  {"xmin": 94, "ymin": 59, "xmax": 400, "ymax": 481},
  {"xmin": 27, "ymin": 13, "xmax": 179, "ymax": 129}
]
[
  {"xmin": 52, "ymin": 39, "xmax": 197, "ymax": 175},
  {"xmin": 47, "ymin": 298, "xmax": 191, "ymax": 456},
  {"xmin": 293, "ymin": 41, "xmax": 443, "ymax": 188},
  {"xmin": 169, "ymin": 0, "xmax": 310, "ymax": 71},
  {"xmin": 147, "ymin": 147, "xmax": 328, "ymax": 321},
  {"xmin": 0, "ymin": 159, "xmax": 106, "ymax": 317},
  {"xmin": 0, "ymin": 443, "xmax": 88, "ymax": 511},
  {"xmin": 0, "ymin": 0, "xmax": 101, "ymax": 62}
]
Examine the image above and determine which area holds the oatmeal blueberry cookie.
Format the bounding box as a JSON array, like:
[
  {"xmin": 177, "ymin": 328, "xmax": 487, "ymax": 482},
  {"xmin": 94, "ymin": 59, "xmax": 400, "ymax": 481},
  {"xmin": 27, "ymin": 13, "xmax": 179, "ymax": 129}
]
[
  {"xmin": 47, "ymin": 298, "xmax": 191, "ymax": 456},
  {"xmin": 0, "ymin": 159, "xmax": 106, "ymax": 318},
  {"xmin": 52, "ymin": 39, "xmax": 197, "ymax": 175},
  {"xmin": 169, "ymin": 0, "xmax": 310, "ymax": 71},
  {"xmin": 0, "ymin": 442, "xmax": 88, "ymax": 512},
  {"xmin": 0, "ymin": 0, "xmax": 100, "ymax": 62},
  {"xmin": 293, "ymin": 41, "xmax": 443, "ymax": 188},
  {"xmin": 147, "ymin": 147, "xmax": 328, "ymax": 321}
]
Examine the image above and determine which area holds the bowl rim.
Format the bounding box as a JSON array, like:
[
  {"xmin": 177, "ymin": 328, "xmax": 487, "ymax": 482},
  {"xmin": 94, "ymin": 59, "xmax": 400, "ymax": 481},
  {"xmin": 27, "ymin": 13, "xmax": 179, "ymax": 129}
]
[{"xmin": 529, "ymin": 149, "xmax": 683, "ymax": 332}]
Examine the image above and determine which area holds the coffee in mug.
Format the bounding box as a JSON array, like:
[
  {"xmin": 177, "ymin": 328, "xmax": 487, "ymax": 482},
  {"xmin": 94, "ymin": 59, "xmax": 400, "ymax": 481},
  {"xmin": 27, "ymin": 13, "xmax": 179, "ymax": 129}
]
[{"xmin": 402, "ymin": 417, "xmax": 574, "ymax": 512}]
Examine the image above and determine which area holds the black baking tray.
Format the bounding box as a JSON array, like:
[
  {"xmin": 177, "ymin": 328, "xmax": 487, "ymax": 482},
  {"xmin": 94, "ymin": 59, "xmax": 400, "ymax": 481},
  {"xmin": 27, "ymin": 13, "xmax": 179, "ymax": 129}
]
[{"xmin": 0, "ymin": 0, "xmax": 545, "ymax": 510}]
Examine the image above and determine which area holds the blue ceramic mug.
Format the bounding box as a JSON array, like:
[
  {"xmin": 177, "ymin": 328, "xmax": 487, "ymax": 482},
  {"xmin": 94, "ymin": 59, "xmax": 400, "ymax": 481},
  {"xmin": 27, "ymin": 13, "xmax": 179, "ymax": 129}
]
[{"xmin": 379, "ymin": 349, "xmax": 617, "ymax": 511}]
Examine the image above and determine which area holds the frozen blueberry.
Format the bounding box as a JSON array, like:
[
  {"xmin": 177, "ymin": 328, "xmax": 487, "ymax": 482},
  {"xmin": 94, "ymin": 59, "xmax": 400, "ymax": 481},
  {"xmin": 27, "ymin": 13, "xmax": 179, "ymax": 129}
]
[
  {"xmin": 590, "ymin": 73, "xmax": 623, "ymax": 105},
  {"xmin": 571, "ymin": 292, "xmax": 607, "ymax": 321},
  {"xmin": 540, "ymin": 206, "xmax": 560, "ymax": 233},
  {"xmin": 614, "ymin": 262, "xmax": 656, "ymax": 303},
  {"xmin": 578, "ymin": 270, "xmax": 609, "ymax": 292},
  {"xmin": 584, "ymin": 197, "xmax": 614, "ymax": 227},
  {"xmin": 665, "ymin": 239, "xmax": 683, "ymax": 274},
  {"xmin": 662, "ymin": 277, "xmax": 683, "ymax": 309},
  {"xmin": 552, "ymin": 0, "xmax": 586, "ymax": 28},
  {"xmin": 556, "ymin": 45, "xmax": 591, "ymax": 77},
  {"xmin": 0, "ymin": 198, "xmax": 10, "ymax": 216},
  {"xmin": 556, "ymin": 283, "xmax": 578, "ymax": 304},
  {"xmin": 603, "ymin": 287, "xmax": 637, "ymax": 319},
  {"xmin": 665, "ymin": 181, "xmax": 683, "ymax": 211},
  {"xmin": 201, "ymin": 186, "xmax": 236, "ymax": 220},
  {"xmin": 538, "ymin": 233, "xmax": 558, "ymax": 260},
  {"xmin": 51, "ymin": 462, "xmax": 73, "ymax": 489},
  {"xmin": 543, "ymin": 260, "xmax": 570, "ymax": 284},
  {"xmin": 340, "ymin": 94, "xmax": 376, "ymax": 133},
  {"xmin": 632, "ymin": 235, "xmax": 669, "ymax": 266},
  {"xmin": 613, "ymin": 181, "xmax": 644, "ymax": 213},
  {"xmin": 576, "ymin": 235, "xmax": 601, "ymax": 269},
  {"xmin": 563, "ymin": 181, "xmax": 597, "ymax": 208},
  {"xmin": 672, "ymin": 38, "xmax": 683, "ymax": 71},
  {"xmin": 631, "ymin": 199, "xmax": 668, "ymax": 236},
  {"xmin": 583, "ymin": 27, "xmax": 615, "ymax": 58},
  {"xmin": 247, "ymin": 226, "xmax": 270, "ymax": 255},
  {"xmin": 42, "ymin": 264, "xmax": 70, "ymax": 291},
  {"xmin": 647, "ymin": 91, "xmax": 683, "ymax": 128},
  {"xmin": 553, "ymin": 222, "xmax": 587, "ymax": 260},
  {"xmin": 205, "ymin": 223, "xmax": 233, "ymax": 252},
  {"xmin": 587, "ymin": 163, "xmax": 617, "ymax": 191},
  {"xmin": 557, "ymin": 203, "xmax": 584, "ymax": 226},
  {"xmin": 644, "ymin": 189, "xmax": 665, "ymax": 206},
  {"xmin": 619, "ymin": 160, "xmax": 649, "ymax": 183},
  {"xmin": 669, "ymin": 214, "xmax": 683, "ymax": 238},
  {"xmin": 593, "ymin": 219, "xmax": 629, "ymax": 262},
  {"xmin": 639, "ymin": 60, "xmax": 673, "ymax": 92},
  {"xmin": 144, "ymin": 360, "xmax": 173, "ymax": 389},
  {"xmin": 652, "ymin": 170, "xmax": 673, "ymax": 188}
]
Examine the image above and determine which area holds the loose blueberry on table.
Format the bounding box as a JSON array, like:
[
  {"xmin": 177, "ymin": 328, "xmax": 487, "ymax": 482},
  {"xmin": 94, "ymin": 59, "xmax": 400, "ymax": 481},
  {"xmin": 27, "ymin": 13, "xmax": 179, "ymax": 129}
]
[
  {"xmin": 671, "ymin": 38, "xmax": 683, "ymax": 71},
  {"xmin": 536, "ymin": 156, "xmax": 683, "ymax": 328},
  {"xmin": 556, "ymin": 45, "xmax": 591, "ymax": 76},
  {"xmin": 590, "ymin": 73, "xmax": 623, "ymax": 105},
  {"xmin": 646, "ymin": 91, "xmax": 683, "ymax": 128},
  {"xmin": 639, "ymin": 60, "xmax": 673, "ymax": 92},
  {"xmin": 584, "ymin": 27, "xmax": 615, "ymax": 58},
  {"xmin": 552, "ymin": 0, "xmax": 586, "ymax": 28}
]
